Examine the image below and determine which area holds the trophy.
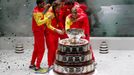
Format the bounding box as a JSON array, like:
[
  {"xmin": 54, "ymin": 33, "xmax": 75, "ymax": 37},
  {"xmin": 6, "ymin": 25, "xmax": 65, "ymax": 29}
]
[{"xmin": 66, "ymin": 28, "xmax": 85, "ymax": 44}]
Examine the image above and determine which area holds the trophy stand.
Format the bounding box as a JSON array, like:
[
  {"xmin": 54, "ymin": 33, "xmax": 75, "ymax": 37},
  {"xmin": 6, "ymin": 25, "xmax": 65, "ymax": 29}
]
[{"xmin": 54, "ymin": 29, "xmax": 95, "ymax": 75}]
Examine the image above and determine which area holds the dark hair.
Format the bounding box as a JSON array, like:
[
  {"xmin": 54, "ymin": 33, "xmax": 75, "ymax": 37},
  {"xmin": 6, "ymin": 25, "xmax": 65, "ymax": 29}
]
[
  {"xmin": 52, "ymin": 1, "xmax": 60, "ymax": 24},
  {"xmin": 36, "ymin": 0, "xmax": 44, "ymax": 5},
  {"xmin": 76, "ymin": 0, "xmax": 85, "ymax": 3},
  {"xmin": 47, "ymin": 0, "xmax": 55, "ymax": 4},
  {"xmin": 64, "ymin": 0, "xmax": 75, "ymax": 5}
]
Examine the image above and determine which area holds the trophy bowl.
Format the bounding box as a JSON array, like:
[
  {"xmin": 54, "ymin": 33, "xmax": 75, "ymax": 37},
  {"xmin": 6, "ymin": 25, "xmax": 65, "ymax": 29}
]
[{"xmin": 66, "ymin": 28, "xmax": 85, "ymax": 44}]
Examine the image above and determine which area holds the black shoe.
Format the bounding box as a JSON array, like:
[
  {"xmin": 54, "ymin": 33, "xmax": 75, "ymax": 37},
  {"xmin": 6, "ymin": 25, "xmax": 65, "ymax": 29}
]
[{"xmin": 29, "ymin": 65, "xmax": 36, "ymax": 70}]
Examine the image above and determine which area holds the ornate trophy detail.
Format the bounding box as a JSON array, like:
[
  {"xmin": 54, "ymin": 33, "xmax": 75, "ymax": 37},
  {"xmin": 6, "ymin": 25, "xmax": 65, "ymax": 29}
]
[{"xmin": 54, "ymin": 28, "xmax": 95, "ymax": 75}]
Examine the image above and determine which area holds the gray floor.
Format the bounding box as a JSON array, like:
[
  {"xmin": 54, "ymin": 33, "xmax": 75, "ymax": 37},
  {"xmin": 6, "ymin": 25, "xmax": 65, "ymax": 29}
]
[{"xmin": 0, "ymin": 49, "xmax": 134, "ymax": 75}]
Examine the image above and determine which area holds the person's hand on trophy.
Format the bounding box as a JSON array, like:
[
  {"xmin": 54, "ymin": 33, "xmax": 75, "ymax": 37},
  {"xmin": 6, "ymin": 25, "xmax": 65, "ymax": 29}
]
[{"xmin": 54, "ymin": 28, "xmax": 64, "ymax": 35}]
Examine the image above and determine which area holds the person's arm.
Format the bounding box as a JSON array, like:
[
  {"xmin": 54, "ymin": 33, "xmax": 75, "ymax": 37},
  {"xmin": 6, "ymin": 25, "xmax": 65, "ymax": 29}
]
[
  {"xmin": 46, "ymin": 18, "xmax": 56, "ymax": 31},
  {"xmin": 45, "ymin": 13, "xmax": 64, "ymax": 35},
  {"xmin": 33, "ymin": 12, "xmax": 48, "ymax": 26},
  {"xmin": 65, "ymin": 16, "xmax": 72, "ymax": 30},
  {"xmin": 45, "ymin": 7, "xmax": 57, "ymax": 31},
  {"xmin": 44, "ymin": 7, "xmax": 64, "ymax": 35},
  {"xmin": 74, "ymin": 14, "xmax": 85, "ymax": 22}
]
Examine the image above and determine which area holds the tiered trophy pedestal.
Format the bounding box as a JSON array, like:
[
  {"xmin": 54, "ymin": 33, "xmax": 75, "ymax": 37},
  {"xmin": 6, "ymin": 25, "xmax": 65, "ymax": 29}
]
[{"xmin": 54, "ymin": 29, "xmax": 95, "ymax": 75}]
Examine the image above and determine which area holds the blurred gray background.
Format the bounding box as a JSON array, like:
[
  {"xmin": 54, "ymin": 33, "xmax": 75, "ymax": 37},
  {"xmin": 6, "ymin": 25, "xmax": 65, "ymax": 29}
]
[{"xmin": 0, "ymin": 0, "xmax": 134, "ymax": 37}]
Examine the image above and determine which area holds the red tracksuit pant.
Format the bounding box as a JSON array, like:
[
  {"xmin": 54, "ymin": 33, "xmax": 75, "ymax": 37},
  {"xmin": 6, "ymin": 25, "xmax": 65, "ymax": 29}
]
[
  {"xmin": 45, "ymin": 32, "xmax": 59, "ymax": 67},
  {"xmin": 31, "ymin": 31, "xmax": 45, "ymax": 68}
]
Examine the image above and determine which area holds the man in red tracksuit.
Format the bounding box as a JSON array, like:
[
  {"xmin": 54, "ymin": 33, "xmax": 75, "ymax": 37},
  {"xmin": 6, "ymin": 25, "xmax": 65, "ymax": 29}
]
[
  {"xmin": 44, "ymin": 1, "xmax": 64, "ymax": 70},
  {"xmin": 73, "ymin": 2, "xmax": 95, "ymax": 61},
  {"xmin": 29, "ymin": 0, "xmax": 51, "ymax": 73},
  {"xmin": 58, "ymin": 0, "xmax": 75, "ymax": 39},
  {"xmin": 65, "ymin": 7, "xmax": 95, "ymax": 61}
]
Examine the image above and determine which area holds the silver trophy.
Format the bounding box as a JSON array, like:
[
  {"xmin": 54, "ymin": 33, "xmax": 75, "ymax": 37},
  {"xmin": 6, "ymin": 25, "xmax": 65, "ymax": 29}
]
[{"xmin": 66, "ymin": 28, "xmax": 85, "ymax": 44}]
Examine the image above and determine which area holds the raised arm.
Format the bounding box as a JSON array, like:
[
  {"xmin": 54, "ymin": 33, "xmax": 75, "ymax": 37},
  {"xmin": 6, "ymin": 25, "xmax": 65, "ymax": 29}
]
[{"xmin": 33, "ymin": 12, "xmax": 48, "ymax": 26}]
